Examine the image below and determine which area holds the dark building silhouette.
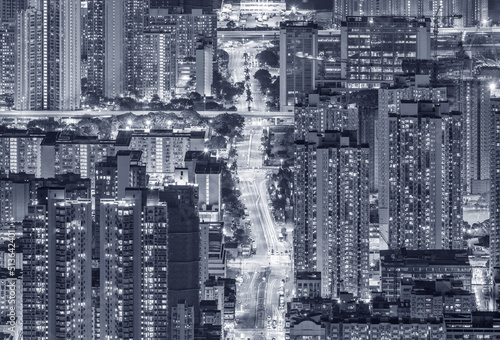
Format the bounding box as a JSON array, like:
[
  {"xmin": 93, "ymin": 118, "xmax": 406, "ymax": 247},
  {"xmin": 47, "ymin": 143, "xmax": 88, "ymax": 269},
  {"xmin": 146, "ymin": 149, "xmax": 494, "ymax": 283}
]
[{"xmin": 160, "ymin": 185, "xmax": 201, "ymax": 335}]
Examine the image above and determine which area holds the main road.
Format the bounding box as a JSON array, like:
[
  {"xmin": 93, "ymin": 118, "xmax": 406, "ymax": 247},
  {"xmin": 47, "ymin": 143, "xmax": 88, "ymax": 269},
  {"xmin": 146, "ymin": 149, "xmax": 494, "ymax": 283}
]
[
  {"xmin": 229, "ymin": 120, "xmax": 293, "ymax": 340},
  {"xmin": 221, "ymin": 36, "xmax": 269, "ymax": 113}
]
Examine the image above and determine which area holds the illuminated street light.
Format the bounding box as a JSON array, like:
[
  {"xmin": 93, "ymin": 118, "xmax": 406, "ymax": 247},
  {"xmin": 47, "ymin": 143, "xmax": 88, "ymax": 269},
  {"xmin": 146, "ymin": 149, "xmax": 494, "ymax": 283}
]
[{"xmin": 490, "ymin": 82, "xmax": 496, "ymax": 92}]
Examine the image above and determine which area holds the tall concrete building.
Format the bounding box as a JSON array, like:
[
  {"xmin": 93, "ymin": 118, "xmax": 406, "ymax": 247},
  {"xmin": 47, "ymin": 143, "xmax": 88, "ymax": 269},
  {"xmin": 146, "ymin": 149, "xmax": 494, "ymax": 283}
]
[
  {"xmin": 386, "ymin": 101, "xmax": 462, "ymax": 250},
  {"xmin": 0, "ymin": 128, "xmax": 44, "ymax": 176},
  {"xmin": 14, "ymin": 8, "xmax": 43, "ymax": 110},
  {"xmin": 0, "ymin": 20, "xmax": 16, "ymax": 97},
  {"xmin": 460, "ymin": 79, "xmax": 492, "ymax": 194},
  {"xmin": 100, "ymin": 189, "xmax": 169, "ymax": 339},
  {"xmin": 104, "ymin": 0, "xmax": 125, "ymax": 98},
  {"xmin": 148, "ymin": 8, "xmax": 217, "ymax": 96},
  {"xmin": 280, "ymin": 21, "xmax": 318, "ymax": 112},
  {"xmin": 86, "ymin": 0, "xmax": 104, "ymax": 97},
  {"xmin": 182, "ymin": 151, "xmax": 222, "ymax": 222},
  {"xmin": 294, "ymin": 131, "xmax": 370, "ymax": 299},
  {"xmin": 125, "ymin": 0, "xmax": 148, "ymax": 96},
  {"xmin": 23, "ymin": 189, "xmax": 93, "ymax": 340},
  {"xmin": 340, "ymin": 16, "xmax": 431, "ymax": 90},
  {"xmin": 94, "ymin": 150, "xmax": 147, "ymax": 259},
  {"xmin": 160, "ymin": 185, "xmax": 201, "ymax": 336},
  {"xmin": 490, "ymin": 99, "xmax": 500, "ymax": 270},
  {"xmin": 0, "ymin": 0, "xmax": 27, "ymax": 21},
  {"xmin": 294, "ymin": 93, "xmax": 358, "ymax": 141},
  {"xmin": 195, "ymin": 41, "xmax": 214, "ymax": 97},
  {"xmin": 376, "ymin": 77, "xmax": 448, "ymax": 244},
  {"xmin": 143, "ymin": 29, "xmax": 175, "ymax": 102},
  {"xmin": 15, "ymin": 0, "xmax": 81, "ymax": 110}
]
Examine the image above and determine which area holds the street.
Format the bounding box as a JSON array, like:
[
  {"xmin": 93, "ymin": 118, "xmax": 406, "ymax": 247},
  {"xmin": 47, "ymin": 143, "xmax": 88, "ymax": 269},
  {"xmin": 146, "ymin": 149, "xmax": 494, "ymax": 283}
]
[
  {"xmin": 228, "ymin": 121, "xmax": 293, "ymax": 340},
  {"xmin": 220, "ymin": 37, "xmax": 273, "ymax": 113}
]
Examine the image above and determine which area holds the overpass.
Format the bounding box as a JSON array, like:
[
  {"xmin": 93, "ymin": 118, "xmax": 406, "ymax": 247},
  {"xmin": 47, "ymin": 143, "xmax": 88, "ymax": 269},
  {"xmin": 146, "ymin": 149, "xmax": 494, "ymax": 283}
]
[
  {"xmin": 217, "ymin": 26, "xmax": 500, "ymax": 39},
  {"xmin": 0, "ymin": 110, "xmax": 294, "ymax": 119}
]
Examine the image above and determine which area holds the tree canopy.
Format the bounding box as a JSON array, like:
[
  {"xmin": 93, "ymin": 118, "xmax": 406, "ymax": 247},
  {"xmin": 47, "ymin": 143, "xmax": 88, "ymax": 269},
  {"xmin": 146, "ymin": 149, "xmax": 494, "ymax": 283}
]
[
  {"xmin": 256, "ymin": 49, "xmax": 280, "ymax": 68},
  {"xmin": 209, "ymin": 113, "xmax": 245, "ymax": 139}
]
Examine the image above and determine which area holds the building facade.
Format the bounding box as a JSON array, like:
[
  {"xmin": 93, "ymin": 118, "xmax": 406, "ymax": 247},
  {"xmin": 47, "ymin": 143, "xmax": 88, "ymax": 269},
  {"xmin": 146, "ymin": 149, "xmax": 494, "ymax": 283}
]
[
  {"xmin": 294, "ymin": 131, "xmax": 370, "ymax": 298},
  {"xmin": 340, "ymin": 16, "xmax": 431, "ymax": 90},
  {"xmin": 15, "ymin": 0, "xmax": 81, "ymax": 110},
  {"xmin": 386, "ymin": 101, "xmax": 462, "ymax": 250},
  {"xmin": 280, "ymin": 21, "xmax": 318, "ymax": 112}
]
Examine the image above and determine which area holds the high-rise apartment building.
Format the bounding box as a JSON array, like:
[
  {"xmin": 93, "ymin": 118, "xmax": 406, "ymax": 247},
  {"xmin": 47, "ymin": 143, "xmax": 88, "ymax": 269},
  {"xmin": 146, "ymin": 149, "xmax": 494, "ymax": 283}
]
[
  {"xmin": 148, "ymin": 8, "xmax": 217, "ymax": 96},
  {"xmin": 340, "ymin": 16, "xmax": 431, "ymax": 90},
  {"xmin": 490, "ymin": 99, "xmax": 500, "ymax": 270},
  {"xmin": 460, "ymin": 79, "xmax": 492, "ymax": 194},
  {"xmin": 0, "ymin": 0, "xmax": 27, "ymax": 21},
  {"xmin": 94, "ymin": 150, "xmax": 147, "ymax": 259},
  {"xmin": 104, "ymin": 0, "xmax": 125, "ymax": 98},
  {"xmin": 377, "ymin": 77, "xmax": 448, "ymax": 244},
  {"xmin": 23, "ymin": 189, "xmax": 92, "ymax": 340},
  {"xmin": 143, "ymin": 30, "xmax": 175, "ymax": 102},
  {"xmin": 15, "ymin": 0, "xmax": 81, "ymax": 110},
  {"xmin": 100, "ymin": 188, "xmax": 169, "ymax": 339},
  {"xmin": 0, "ymin": 128, "xmax": 44, "ymax": 176},
  {"xmin": 294, "ymin": 93, "xmax": 358, "ymax": 141},
  {"xmin": 0, "ymin": 20, "xmax": 16, "ymax": 97},
  {"xmin": 386, "ymin": 101, "xmax": 462, "ymax": 250},
  {"xmin": 125, "ymin": 0, "xmax": 148, "ymax": 96},
  {"xmin": 115, "ymin": 129, "xmax": 206, "ymax": 178},
  {"xmin": 86, "ymin": 0, "xmax": 104, "ymax": 96},
  {"xmin": 294, "ymin": 131, "xmax": 370, "ymax": 298},
  {"xmin": 14, "ymin": 8, "xmax": 43, "ymax": 110},
  {"xmin": 280, "ymin": 21, "xmax": 318, "ymax": 112}
]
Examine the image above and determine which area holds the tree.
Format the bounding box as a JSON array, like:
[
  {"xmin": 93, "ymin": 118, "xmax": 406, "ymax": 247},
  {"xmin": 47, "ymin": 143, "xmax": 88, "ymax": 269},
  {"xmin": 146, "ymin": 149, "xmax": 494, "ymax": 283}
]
[
  {"xmin": 27, "ymin": 119, "xmax": 63, "ymax": 132},
  {"xmin": 165, "ymin": 98, "xmax": 194, "ymax": 110},
  {"xmin": 210, "ymin": 113, "xmax": 245, "ymax": 139},
  {"xmin": 84, "ymin": 92, "xmax": 100, "ymax": 107},
  {"xmin": 256, "ymin": 49, "xmax": 279, "ymax": 68},
  {"xmin": 188, "ymin": 92, "xmax": 202, "ymax": 101},
  {"xmin": 208, "ymin": 135, "xmax": 227, "ymax": 150},
  {"xmin": 149, "ymin": 94, "xmax": 164, "ymax": 110},
  {"xmin": 254, "ymin": 69, "xmax": 272, "ymax": 92},
  {"xmin": 115, "ymin": 97, "xmax": 141, "ymax": 111},
  {"xmin": 226, "ymin": 20, "xmax": 236, "ymax": 29},
  {"xmin": 221, "ymin": 162, "xmax": 245, "ymax": 218},
  {"xmin": 217, "ymin": 49, "xmax": 229, "ymax": 63},
  {"xmin": 205, "ymin": 101, "xmax": 224, "ymax": 110}
]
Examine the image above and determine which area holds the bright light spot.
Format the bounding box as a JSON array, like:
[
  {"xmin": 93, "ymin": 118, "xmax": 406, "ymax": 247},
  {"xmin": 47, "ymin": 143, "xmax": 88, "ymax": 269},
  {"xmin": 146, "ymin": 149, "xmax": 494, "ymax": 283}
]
[
  {"xmin": 369, "ymin": 18, "xmax": 374, "ymax": 24},
  {"xmin": 127, "ymin": 119, "xmax": 132, "ymax": 126},
  {"xmin": 204, "ymin": 148, "xmax": 209, "ymax": 153},
  {"xmin": 145, "ymin": 120, "xmax": 150, "ymax": 126},
  {"xmin": 482, "ymin": 19, "xmax": 488, "ymax": 25},
  {"xmin": 291, "ymin": 6, "xmax": 296, "ymax": 13},
  {"xmin": 490, "ymin": 83, "xmax": 496, "ymax": 92}
]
